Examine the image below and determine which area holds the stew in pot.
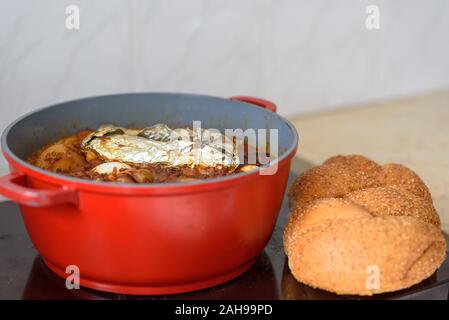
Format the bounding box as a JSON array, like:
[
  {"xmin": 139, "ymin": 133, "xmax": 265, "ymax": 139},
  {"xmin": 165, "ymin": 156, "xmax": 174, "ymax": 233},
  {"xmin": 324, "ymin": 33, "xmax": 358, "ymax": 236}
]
[{"xmin": 27, "ymin": 124, "xmax": 263, "ymax": 183}]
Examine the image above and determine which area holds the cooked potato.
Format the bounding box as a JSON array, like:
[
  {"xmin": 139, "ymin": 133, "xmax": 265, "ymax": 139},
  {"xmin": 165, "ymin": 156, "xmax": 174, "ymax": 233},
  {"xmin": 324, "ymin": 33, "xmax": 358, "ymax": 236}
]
[
  {"xmin": 239, "ymin": 165, "xmax": 259, "ymax": 173},
  {"xmin": 34, "ymin": 143, "xmax": 86, "ymax": 173},
  {"xmin": 85, "ymin": 150, "xmax": 98, "ymax": 162},
  {"xmin": 127, "ymin": 169, "xmax": 154, "ymax": 183}
]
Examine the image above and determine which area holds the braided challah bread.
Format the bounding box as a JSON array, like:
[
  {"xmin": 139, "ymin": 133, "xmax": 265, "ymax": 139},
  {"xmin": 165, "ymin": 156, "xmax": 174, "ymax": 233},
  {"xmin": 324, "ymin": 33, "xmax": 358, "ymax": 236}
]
[{"xmin": 284, "ymin": 155, "xmax": 446, "ymax": 295}]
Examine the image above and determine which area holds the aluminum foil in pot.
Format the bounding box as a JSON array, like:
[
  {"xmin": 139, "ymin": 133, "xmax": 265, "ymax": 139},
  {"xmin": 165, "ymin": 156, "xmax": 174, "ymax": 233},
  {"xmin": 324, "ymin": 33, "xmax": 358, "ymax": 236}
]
[{"xmin": 81, "ymin": 124, "xmax": 240, "ymax": 170}]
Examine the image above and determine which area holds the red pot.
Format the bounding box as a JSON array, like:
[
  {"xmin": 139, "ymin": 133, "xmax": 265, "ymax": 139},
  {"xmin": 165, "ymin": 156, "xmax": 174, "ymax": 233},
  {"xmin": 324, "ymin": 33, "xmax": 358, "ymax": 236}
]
[{"xmin": 0, "ymin": 93, "xmax": 298, "ymax": 295}]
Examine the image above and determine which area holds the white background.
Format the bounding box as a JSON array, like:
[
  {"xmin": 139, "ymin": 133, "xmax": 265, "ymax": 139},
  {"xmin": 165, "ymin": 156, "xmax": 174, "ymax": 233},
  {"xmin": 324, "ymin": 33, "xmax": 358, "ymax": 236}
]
[{"xmin": 1, "ymin": 0, "xmax": 449, "ymax": 174}]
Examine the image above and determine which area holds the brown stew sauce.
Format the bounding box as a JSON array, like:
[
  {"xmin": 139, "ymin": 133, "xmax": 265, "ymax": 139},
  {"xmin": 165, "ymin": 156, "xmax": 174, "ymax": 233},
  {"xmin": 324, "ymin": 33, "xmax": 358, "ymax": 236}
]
[{"xmin": 27, "ymin": 129, "xmax": 265, "ymax": 183}]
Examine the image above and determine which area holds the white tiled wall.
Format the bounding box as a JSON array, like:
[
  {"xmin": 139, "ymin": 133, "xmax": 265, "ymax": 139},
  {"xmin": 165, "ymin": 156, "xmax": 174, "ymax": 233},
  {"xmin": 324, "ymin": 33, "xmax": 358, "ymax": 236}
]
[{"xmin": 1, "ymin": 0, "xmax": 449, "ymax": 173}]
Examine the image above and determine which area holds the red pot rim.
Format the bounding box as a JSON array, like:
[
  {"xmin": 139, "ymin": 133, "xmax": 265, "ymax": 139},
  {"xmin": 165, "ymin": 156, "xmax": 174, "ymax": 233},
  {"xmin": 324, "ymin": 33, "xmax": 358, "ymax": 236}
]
[
  {"xmin": 2, "ymin": 149, "xmax": 297, "ymax": 195},
  {"xmin": 1, "ymin": 93, "xmax": 299, "ymax": 195}
]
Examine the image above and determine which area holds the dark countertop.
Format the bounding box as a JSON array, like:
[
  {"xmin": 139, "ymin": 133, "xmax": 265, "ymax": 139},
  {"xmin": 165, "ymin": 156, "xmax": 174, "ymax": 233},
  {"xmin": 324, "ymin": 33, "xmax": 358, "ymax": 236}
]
[{"xmin": 1, "ymin": 172, "xmax": 448, "ymax": 300}]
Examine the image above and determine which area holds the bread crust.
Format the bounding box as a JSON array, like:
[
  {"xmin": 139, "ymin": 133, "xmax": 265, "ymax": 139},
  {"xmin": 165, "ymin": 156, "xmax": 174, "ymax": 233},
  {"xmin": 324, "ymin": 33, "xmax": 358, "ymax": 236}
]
[
  {"xmin": 346, "ymin": 186, "xmax": 440, "ymax": 226},
  {"xmin": 285, "ymin": 155, "xmax": 446, "ymax": 295},
  {"xmin": 288, "ymin": 155, "xmax": 382, "ymax": 209}
]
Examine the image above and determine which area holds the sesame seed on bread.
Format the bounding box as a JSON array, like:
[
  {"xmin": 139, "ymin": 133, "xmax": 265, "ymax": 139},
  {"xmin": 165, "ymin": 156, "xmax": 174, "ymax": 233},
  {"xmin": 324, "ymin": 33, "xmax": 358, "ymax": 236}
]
[{"xmin": 284, "ymin": 155, "xmax": 446, "ymax": 295}]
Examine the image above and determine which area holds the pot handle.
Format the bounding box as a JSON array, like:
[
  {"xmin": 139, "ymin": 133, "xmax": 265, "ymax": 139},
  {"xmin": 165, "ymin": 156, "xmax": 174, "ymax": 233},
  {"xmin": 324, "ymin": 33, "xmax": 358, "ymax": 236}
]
[
  {"xmin": 230, "ymin": 96, "xmax": 277, "ymax": 113},
  {"xmin": 0, "ymin": 172, "xmax": 78, "ymax": 207}
]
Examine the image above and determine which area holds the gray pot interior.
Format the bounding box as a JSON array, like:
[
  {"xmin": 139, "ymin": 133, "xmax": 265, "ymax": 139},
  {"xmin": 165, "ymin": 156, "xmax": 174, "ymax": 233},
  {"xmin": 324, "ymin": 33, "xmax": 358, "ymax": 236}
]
[{"xmin": 2, "ymin": 93, "xmax": 298, "ymax": 163}]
